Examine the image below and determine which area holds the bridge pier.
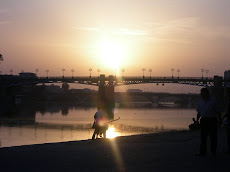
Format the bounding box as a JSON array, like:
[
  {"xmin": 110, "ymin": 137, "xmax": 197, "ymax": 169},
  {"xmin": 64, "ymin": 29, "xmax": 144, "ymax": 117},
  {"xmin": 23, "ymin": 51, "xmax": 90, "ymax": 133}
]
[{"xmin": 98, "ymin": 75, "xmax": 115, "ymax": 119}]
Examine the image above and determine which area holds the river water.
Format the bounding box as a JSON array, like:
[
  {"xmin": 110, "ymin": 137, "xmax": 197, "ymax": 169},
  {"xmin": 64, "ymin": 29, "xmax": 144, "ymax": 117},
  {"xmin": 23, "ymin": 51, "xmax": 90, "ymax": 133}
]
[{"xmin": 0, "ymin": 106, "xmax": 196, "ymax": 148}]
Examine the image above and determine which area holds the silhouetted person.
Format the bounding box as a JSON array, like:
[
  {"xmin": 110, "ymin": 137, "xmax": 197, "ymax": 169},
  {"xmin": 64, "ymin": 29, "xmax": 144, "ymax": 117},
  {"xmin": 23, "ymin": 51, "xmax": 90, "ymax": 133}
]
[
  {"xmin": 92, "ymin": 108, "xmax": 108, "ymax": 139},
  {"xmin": 223, "ymin": 90, "xmax": 230, "ymax": 154},
  {"xmin": 92, "ymin": 109, "xmax": 102, "ymax": 139},
  {"xmin": 189, "ymin": 118, "xmax": 200, "ymax": 130},
  {"xmin": 196, "ymin": 88, "xmax": 221, "ymax": 156}
]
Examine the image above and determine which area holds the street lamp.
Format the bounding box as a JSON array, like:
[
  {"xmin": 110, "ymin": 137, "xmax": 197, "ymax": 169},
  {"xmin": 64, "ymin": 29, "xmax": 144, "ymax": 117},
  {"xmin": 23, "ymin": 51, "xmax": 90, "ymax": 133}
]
[
  {"xmin": 121, "ymin": 69, "xmax": 125, "ymax": 77},
  {"xmin": 97, "ymin": 69, "xmax": 101, "ymax": 77},
  {"xmin": 71, "ymin": 69, "xmax": 75, "ymax": 78},
  {"xmin": 35, "ymin": 69, "xmax": 39, "ymax": 76},
  {"xmin": 149, "ymin": 69, "xmax": 152, "ymax": 78},
  {"xmin": 205, "ymin": 69, "xmax": 209, "ymax": 79},
  {"xmin": 201, "ymin": 68, "xmax": 205, "ymax": 79},
  {"xmin": 10, "ymin": 69, "xmax": 13, "ymax": 75},
  {"xmin": 89, "ymin": 68, "xmax": 92, "ymax": 78},
  {"xmin": 177, "ymin": 69, "xmax": 180, "ymax": 79},
  {"xmin": 171, "ymin": 68, "xmax": 175, "ymax": 79},
  {"xmin": 46, "ymin": 70, "xmax": 49, "ymax": 78},
  {"xmin": 62, "ymin": 68, "xmax": 65, "ymax": 78},
  {"xmin": 142, "ymin": 68, "xmax": 146, "ymax": 78}
]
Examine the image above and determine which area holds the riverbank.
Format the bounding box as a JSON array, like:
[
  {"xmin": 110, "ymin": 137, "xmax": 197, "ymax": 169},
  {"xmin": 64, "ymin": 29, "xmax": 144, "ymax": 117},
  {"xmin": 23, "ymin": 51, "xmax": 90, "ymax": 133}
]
[{"xmin": 0, "ymin": 129, "xmax": 229, "ymax": 172}]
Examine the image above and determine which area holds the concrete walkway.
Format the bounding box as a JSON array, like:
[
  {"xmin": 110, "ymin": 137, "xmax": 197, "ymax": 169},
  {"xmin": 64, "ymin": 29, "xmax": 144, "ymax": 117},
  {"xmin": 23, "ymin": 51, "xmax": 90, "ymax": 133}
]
[{"xmin": 0, "ymin": 130, "xmax": 229, "ymax": 172}]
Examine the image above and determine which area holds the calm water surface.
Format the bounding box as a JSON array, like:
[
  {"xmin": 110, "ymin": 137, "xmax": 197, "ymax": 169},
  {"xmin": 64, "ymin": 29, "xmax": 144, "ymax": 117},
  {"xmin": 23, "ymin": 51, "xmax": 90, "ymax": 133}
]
[{"xmin": 0, "ymin": 107, "xmax": 196, "ymax": 148}]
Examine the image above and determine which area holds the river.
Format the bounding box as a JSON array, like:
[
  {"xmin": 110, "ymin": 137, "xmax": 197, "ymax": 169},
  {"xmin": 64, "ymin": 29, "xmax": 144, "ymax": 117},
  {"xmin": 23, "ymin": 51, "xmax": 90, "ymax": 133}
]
[{"xmin": 0, "ymin": 106, "xmax": 196, "ymax": 148}]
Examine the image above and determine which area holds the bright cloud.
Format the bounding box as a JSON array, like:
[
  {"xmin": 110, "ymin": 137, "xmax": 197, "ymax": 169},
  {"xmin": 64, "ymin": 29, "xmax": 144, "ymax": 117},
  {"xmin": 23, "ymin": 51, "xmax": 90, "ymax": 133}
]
[{"xmin": 78, "ymin": 26, "xmax": 147, "ymax": 36}]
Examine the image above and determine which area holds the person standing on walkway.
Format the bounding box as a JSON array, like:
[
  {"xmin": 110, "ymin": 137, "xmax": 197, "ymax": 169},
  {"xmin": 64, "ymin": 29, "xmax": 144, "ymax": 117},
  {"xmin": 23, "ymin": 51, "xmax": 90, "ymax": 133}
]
[
  {"xmin": 196, "ymin": 88, "xmax": 221, "ymax": 156},
  {"xmin": 223, "ymin": 89, "xmax": 230, "ymax": 154}
]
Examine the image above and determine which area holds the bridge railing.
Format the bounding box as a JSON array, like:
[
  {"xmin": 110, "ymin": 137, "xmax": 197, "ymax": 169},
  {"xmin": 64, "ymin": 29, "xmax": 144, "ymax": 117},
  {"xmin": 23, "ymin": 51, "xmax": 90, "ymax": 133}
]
[
  {"xmin": 38, "ymin": 76, "xmax": 100, "ymax": 81},
  {"xmin": 1, "ymin": 75, "xmax": 221, "ymax": 87},
  {"xmin": 1, "ymin": 75, "xmax": 215, "ymax": 82},
  {"xmin": 115, "ymin": 76, "xmax": 214, "ymax": 81}
]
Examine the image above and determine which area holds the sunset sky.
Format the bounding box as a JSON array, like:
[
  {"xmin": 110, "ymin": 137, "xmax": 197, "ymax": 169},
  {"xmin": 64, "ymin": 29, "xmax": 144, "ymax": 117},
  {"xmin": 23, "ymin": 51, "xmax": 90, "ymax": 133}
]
[{"xmin": 0, "ymin": 0, "xmax": 230, "ymax": 78}]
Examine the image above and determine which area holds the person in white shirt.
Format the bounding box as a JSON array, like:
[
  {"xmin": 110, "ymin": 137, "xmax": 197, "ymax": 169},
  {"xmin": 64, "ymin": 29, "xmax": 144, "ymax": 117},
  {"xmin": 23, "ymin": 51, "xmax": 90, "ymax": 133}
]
[{"xmin": 196, "ymin": 88, "xmax": 221, "ymax": 156}]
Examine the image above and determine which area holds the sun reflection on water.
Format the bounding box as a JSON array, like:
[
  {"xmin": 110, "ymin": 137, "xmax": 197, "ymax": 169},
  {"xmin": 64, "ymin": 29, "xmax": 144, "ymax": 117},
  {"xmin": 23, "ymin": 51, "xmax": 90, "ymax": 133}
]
[{"xmin": 106, "ymin": 126, "xmax": 119, "ymax": 139}]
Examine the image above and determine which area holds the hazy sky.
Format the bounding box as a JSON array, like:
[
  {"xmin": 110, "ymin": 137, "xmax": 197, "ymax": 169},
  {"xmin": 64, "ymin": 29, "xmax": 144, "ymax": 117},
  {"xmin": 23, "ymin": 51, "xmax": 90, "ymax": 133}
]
[{"xmin": 1, "ymin": 0, "xmax": 230, "ymax": 78}]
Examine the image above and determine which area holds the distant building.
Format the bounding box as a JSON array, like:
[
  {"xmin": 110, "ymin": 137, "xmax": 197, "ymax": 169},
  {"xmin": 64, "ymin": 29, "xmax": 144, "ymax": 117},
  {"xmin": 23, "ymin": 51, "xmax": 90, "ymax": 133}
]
[
  {"xmin": 224, "ymin": 70, "xmax": 230, "ymax": 80},
  {"xmin": 19, "ymin": 72, "xmax": 37, "ymax": 78},
  {"xmin": 224, "ymin": 70, "xmax": 230, "ymax": 87},
  {"xmin": 126, "ymin": 89, "xmax": 142, "ymax": 93},
  {"xmin": 46, "ymin": 84, "xmax": 61, "ymax": 92},
  {"xmin": 70, "ymin": 89, "xmax": 82, "ymax": 93},
  {"xmin": 70, "ymin": 88, "xmax": 96, "ymax": 93},
  {"xmin": 82, "ymin": 88, "xmax": 92, "ymax": 92},
  {"xmin": 82, "ymin": 88, "xmax": 96, "ymax": 93}
]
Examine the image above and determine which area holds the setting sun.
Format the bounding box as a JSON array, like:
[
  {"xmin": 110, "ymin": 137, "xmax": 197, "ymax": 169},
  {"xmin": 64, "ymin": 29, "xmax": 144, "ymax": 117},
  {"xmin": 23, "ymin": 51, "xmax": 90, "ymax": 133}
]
[{"xmin": 98, "ymin": 39, "xmax": 125, "ymax": 69}]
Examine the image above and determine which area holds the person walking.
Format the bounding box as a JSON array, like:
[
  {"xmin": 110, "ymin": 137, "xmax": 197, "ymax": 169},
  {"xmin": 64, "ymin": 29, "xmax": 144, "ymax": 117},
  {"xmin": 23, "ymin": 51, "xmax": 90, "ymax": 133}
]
[
  {"xmin": 92, "ymin": 107, "xmax": 108, "ymax": 139},
  {"xmin": 92, "ymin": 108, "xmax": 103, "ymax": 139},
  {"xmin": 196, "ymin": 88, "xmax": 221, "ymax": 156}
]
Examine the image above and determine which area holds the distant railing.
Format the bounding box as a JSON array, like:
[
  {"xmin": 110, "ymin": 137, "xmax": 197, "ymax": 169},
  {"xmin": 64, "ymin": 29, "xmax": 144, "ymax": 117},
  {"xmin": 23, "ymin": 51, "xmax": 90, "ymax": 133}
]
[
  {"xmin": 37, "ymin": 76, "xmax": 214, "ymax": 80},
  {"xmin": 2, "ymin": 74, "xmax": 229, "ymax": 87}
]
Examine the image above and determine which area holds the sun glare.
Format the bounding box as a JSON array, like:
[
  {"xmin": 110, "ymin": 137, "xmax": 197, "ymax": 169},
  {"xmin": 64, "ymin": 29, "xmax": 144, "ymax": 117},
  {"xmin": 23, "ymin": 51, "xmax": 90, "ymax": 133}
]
[
  {"xmin": 106, "ymin": 127, "xmax": 119, "ymax": 139},
  {"xmin": 98, "ymin": 39, "xmax": 125, "ymax": 69}
]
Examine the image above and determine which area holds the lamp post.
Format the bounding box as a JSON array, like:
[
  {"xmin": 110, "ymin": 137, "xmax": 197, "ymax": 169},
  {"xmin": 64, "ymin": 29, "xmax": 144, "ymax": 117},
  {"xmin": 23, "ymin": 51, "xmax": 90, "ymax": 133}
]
[
  {"xmin": 121, "ymin": 69, "xmax": 125, "ymax": 77},
  {"xmin": 171, "ymin": 68, "xmax": 175, "ymax": 79},
  {"xmin": 142, "ymin": 68, "xmax": 146, "ymax": 78},
  {"xmin": 201, "ymin": 68, "xmax": 205, "ymax": 79},
  {"xmin": 205, "ymin": 69, "xmax": 209, "ymax": 79},
  {"xmin": 62, "ymin": 68, "xmax": 65, "ymax": 78},
  {"xmin": 89, "ymin": 68, "xmax": 92, "ymax": 78},
  {"xmin": 149, "ymin": 69, "xmax": 152, "ymax": 78},
  {"xmin": 71, "ymin": 69, "xmax": 75, "ymax": 78},
  {"xmin": 35, "ymin": 69, "xmax": 39, "ymax": 76},
  {"xmin": 10, "ymin": 69, "xmax": 13, "ymax": 75},
  {"xmin": 97, "ymin": 69, "xmax": 101, "ymax": 77},
  {"xmin": 46, "ymin": 70, "xmax": 49, "ymax": 78},
  {"xmin": 177, "ymin": 69, "xmax": 180, "ymax": 79}
]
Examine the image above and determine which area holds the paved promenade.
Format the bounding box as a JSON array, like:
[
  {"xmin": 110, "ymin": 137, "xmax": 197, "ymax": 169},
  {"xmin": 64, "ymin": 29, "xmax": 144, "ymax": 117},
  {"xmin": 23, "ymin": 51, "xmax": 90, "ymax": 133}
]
[{"xmin": 0, "ymin": 130, "xmax": 229, "ymax": 172}]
